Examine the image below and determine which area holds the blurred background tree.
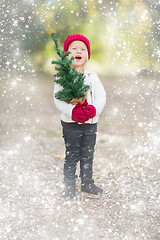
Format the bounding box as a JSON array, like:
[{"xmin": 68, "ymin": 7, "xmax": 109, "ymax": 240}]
[{"xmin": 1, "ymin": 0, "xmax": 160, "ymax": 77}]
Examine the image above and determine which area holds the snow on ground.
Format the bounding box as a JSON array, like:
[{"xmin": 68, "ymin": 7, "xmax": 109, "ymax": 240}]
[{"xmin": 0, "ymin": 74, "xmax": 160, "ymax": 240}]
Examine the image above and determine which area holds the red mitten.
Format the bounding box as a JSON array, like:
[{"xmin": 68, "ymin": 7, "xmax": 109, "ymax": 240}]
[
  {"xmin": 72, "ymin": 102, "xmax": 90, "ymax": 123},
  {"xmin": 81, "ymin": 99, "xmax": 88, "ymax": 106},
  {"xmin": 84, "ymin": 105, "xmax": 96, "ymax": 118}
]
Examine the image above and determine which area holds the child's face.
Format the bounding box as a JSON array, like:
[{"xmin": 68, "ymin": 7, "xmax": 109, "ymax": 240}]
[{"xmin": 69, "ymin": 41, "xmax": 88, "ymax": 68}]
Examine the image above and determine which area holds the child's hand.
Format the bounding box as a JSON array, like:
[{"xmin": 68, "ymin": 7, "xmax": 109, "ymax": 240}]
[
  {"xmin": 83, "ymin": 104, "xmax": 96, "ymax": 118},
  {"xmin": 81, "ymin": 99, "xmax": 88, "ymax": 106},
  {"xmin": 72, "ymin": 102, "xmax": 90, "ymax": 123}
]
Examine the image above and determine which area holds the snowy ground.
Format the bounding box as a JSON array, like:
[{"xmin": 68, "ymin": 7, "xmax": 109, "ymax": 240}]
[{"xmin": 0, "ymin": 73, "xmax": 160, "ymax": 240}]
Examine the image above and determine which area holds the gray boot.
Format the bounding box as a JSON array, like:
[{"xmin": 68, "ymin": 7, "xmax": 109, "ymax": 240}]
[
  {"xmin": 81, "ymin": 179, "xmax": 103, "ymax": 195},
  {"xmin": 62, "ymin": 179, "xmax": 76, "ymax": 198}
]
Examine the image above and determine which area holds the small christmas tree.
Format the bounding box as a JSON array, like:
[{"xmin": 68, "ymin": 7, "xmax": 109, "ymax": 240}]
[{"xmin": 51, "ymin": 33, "xmax": 90, "ymax": 104}]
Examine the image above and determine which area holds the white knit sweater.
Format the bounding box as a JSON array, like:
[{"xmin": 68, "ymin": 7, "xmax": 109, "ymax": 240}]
[{"xmin": 53, "ymin": 68, "xmax": 106, "ymax": 124}]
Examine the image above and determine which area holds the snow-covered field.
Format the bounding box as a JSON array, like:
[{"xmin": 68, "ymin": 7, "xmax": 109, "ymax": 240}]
[{"xmin": 0, "ymin": 74, "xmax": 160, "ymax": 240}]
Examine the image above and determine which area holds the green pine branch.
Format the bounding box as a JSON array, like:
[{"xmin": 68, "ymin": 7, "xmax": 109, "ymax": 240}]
[{"xmin": 51, "ymin": 33, "xmax": 90, "ymax": 103}]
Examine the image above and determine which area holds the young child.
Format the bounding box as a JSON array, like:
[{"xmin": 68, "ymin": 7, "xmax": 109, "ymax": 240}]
[{"xmin": 54, "ymin": 34, "xmax": 106, "ymax": 198}]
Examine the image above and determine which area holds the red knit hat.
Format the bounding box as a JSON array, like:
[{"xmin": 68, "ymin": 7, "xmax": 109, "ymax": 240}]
[{"xmin": 64, "ymin": 34, "xmax": 91, "ymax": 59}]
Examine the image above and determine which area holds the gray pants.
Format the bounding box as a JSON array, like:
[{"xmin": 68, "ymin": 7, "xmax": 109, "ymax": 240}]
[{"xmin": 61, "ymin": 121, "xmax": 97, "ymax": 181}]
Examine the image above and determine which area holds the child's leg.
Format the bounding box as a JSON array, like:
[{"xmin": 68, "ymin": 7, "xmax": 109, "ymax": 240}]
[
  {"xmin": 80, "ymin": 124, "xmax": 103, "ymax": 194},
  {"xmin": 61, "ymin": 122, "xmax": 84, "ymax": 198},
  {"xmin": 80, "ymin": 124, "xmax": 97, "ymax": 179},
  {"xmin": 62, "ymin": 122, "xmax": 83, "ymax": 181}
]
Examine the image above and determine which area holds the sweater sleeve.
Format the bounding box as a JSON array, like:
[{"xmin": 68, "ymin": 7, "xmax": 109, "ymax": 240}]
[
  {"xmin": 92, "ymin": 74, "xmax": 106, "ymax": 116},
  {"xmin": 53, "ymin": 83, "xmax": 75, "ymax": 117}
]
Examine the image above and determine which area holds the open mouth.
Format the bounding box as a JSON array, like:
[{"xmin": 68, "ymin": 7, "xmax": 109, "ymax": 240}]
[{"xmin": 75, "ymin": 56, "xmax": 82, "ymax": 60}]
